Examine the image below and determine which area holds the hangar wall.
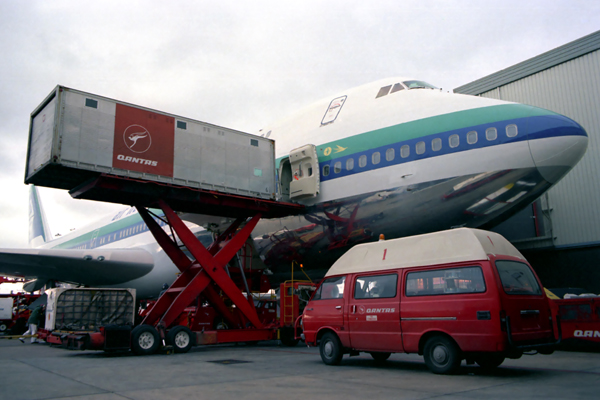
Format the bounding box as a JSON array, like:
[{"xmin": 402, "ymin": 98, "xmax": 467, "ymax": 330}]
[{"xmin": 454, "ymin": 30, "xmax": 600, "ymax": 291}]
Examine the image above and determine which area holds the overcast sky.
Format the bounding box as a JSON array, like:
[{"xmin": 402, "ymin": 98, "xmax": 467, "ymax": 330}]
[{"xmin": 0, "ymin": 0, "xmax": 599, "ymax": 251}]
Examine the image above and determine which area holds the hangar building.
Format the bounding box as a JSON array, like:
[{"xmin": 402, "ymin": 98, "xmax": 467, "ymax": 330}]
[{"xmin": 454, "ymin": 30, "xmax": 600, "ymax": 293}]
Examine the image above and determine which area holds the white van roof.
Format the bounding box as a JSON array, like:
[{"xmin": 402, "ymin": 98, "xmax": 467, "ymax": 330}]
[{"xmin": 324, "ymin": 228, "xmax": 525, "ymax": 277}]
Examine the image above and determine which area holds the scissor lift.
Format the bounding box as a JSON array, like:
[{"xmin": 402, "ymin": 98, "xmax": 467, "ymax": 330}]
[
  {"xmin": 24, "ymin": 86, "xmax": 315, "ymax": 354},
  {"xmin": 69, "ymin": 174, "xmax": 312, "ymax": 355}
]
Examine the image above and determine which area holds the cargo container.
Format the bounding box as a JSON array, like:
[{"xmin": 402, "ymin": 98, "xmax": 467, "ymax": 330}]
[
  {"xmin": 25, "ymin": 86, "xmax": 276, "ymax": 200},
  {"xmin": 45, "ymin": 288, "xmax": 136, "ymax": 331},
  {"xmin": 42, "ymin": 288, "xmax": 136, "ymax": 351}
]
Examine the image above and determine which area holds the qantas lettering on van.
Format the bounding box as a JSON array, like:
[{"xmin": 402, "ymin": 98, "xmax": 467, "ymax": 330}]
[
  {"xmin": 574, "ymin": 330, "xmax": 600, "ymax": 338},
  {"xmin": 366, "ymin": 308, "xmax": 395, "ymax": 313}
]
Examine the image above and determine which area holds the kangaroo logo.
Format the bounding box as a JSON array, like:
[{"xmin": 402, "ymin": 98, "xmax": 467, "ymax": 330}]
[{"xmin": 123, "ymin": 124, "xmax": 152, "ymax": 153}]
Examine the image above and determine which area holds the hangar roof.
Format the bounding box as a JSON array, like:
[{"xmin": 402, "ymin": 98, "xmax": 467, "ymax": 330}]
[{"xmin": 454, "ymin": 30, "xmax": 600, "ymax": 95}]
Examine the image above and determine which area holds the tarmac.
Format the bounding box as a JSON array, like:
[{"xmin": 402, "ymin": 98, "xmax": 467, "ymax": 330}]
[{"xmin": 1, "ymin": 337, "xmax": 599, "ymax": 400}]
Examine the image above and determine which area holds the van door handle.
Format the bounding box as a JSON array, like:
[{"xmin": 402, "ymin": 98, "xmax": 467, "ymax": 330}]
[
  {"xmin": 477, "ymin": 311, "xmax": 491, "ymax": 320},
  {"xmin": 335, "ymin": 305, "xmax": 342, "ymax": 309},
  {"xmin": 306, "ymin": 308, "xmax": 313, "ymax": 311},
  {"xmin": 521, "ymin": 310, "xmax": 540, "ymax": 316}
]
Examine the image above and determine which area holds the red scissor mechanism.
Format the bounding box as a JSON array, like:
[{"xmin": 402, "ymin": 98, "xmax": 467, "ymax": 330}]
[{"xmin": 133, "ymin": 199, "xmax": 277, "ymax": 354}]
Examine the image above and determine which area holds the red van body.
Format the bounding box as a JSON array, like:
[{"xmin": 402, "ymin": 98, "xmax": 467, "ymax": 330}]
[{"xmin": 301, "ymin": 228, "xmax": 559, "ymax": 374}]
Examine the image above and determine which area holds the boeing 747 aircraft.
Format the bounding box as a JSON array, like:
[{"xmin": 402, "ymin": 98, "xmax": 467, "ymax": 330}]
[{"xmin": 0, "ymin": 78, "xmax": 589, "ymax": 297}]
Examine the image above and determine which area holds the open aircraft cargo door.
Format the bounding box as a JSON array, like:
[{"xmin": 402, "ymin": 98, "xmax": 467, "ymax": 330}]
[{"xmin": 284, "ymin": 144, "xmax": 320, "ymax": 201}]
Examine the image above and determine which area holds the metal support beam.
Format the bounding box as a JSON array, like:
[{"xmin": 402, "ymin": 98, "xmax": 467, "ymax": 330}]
[{"xmin": 136, "ymin": 201, "xmax": 264, "ymax": 334}]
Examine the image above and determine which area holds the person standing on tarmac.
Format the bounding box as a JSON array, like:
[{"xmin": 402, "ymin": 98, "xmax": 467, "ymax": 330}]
[{"xmin": 19, "ymin": 305, "xmax": 44, "ymax": 344}]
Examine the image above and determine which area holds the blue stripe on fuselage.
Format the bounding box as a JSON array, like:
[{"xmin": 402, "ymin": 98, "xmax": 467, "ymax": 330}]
[{"xmin": 319, "ymin": 115, "xmax": 585, "ymax": 182}]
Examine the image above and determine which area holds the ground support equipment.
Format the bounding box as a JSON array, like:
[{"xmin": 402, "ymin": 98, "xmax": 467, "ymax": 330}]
[
  {"xmin": 38, "ymin": 174, "xmax": 309, "ymax": 354},
  {"xmin": 128, "ymin": 200, "xmax": 274, "ymax": 353}
]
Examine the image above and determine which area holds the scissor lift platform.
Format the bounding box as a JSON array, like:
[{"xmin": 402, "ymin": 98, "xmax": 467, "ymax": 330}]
[
  {"xmin": 70, "ymin": 173, "xmax": 304, "ymax": 219},
  {"xmin": 65, "ymin": 170, "xmax": 307, "ymax": 354}
]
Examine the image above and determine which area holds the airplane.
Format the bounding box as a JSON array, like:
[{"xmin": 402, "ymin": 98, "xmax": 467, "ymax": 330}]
[{"xmin": 0, "ymin": 77, "xmax": 589, "ymax": 298}]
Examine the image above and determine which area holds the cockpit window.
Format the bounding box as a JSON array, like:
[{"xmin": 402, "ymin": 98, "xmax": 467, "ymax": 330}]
[
  {"xmin": 376, "ymin": 85, "xmax": 392, "ymax": 98},
  {"xmin": 403, "ymin": 80, "xmax": 438, "ymax": 90},
  {"xmin": 391, "ymin": 83, "xmax": 405, "ymax": 93}
]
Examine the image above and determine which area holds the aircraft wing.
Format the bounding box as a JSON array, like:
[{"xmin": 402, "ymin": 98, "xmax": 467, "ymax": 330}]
[{"xmin": 0, "ymin": 248, "xmax": 154, "ymax": 286}]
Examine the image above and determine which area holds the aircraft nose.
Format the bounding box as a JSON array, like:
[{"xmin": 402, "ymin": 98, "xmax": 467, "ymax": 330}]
[{"xmin": 526, "ymin": 112, "xmax": 588, "ymax": 184}]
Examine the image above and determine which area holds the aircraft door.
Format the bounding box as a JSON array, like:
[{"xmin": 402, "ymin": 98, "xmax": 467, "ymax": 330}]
[
  {"xmin": 278, "ymin": 158, "xmax": 292, "ymax": 201},
  {"xmin": 288, "ymin": 144, "xmax": 320, "ymax": 200}
]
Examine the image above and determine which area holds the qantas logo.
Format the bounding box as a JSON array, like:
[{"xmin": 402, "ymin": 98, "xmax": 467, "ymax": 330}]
[
  {"xmin": 123, "ymin": 124, "xmax": 152, "ymax": 153},
  {"xmin": 365, "ymin": 308, "xmax": 395, "ymax": 313},
  {"xmin": 358, "ymin": 306, "xmax": 396, "ymax": 314}
]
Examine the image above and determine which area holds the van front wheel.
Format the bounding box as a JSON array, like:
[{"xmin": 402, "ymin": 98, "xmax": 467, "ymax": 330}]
[
  {"xmin": 423, "ymin": 336, "xmax": 461, "ymax": 374},
  {"xmin": 320, "ymin": 332, "xmax": 343, "ymax": 365}
]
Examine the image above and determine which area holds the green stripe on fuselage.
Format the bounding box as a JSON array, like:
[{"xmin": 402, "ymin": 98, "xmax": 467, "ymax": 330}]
[
  {"xmin": 51, "ymin": 210, "xmax": 159, "ymax": 249},
  {"xmin": 312, "ymin": 104, "xmax": 555, "ymax": 162}
]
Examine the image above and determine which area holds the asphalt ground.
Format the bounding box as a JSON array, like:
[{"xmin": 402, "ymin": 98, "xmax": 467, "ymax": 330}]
[{"xmin": 1, "ymin": 337, "xmax": 599, "ymax": 400}]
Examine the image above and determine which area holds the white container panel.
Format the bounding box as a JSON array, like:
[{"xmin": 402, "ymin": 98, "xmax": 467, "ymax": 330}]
[
  {"xmin": 0, "ymin": 298, "xmax": 13, "ymax": 320},
  {"xmin": 26, "ymin": 86, "xmax": 276, "ymax": 200}
]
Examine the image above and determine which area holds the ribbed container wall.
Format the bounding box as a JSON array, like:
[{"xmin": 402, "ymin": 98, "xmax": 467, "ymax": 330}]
[{"xmin": 480, "ymin": 50, "xmax": 600, "ymax": 248}]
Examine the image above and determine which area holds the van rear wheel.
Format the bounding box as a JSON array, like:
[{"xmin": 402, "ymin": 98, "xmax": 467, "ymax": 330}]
[
  {"xmin": 370, "ymin": 352, "xmax": 391, "ymax": 362},
  {"xmin": 320, "ymin": 332, "xmax": 343, "ymax": 365},
  {"xmin": 475, "ymin": 354, "xmax": 505, "ymax": 369},
  {"xmin": 423, "ymin": 335, "xmax": 461, "ymax": 374}
]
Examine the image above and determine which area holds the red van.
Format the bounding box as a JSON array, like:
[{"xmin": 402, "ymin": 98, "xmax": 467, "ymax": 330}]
[{"xmin": 301, "ymin": 228, "xmax": 560, "ymax": 374}]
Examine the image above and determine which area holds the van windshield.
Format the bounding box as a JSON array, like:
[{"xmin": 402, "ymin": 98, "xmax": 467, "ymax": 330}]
[{"xmin": 495, "ymin": 260, "xmax": 542, "ymax": 295}]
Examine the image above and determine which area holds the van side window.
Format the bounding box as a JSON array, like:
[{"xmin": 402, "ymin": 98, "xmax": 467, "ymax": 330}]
[
  {"xmin": 495, "ymin": 260, "xmax": 542, "ymax": 295},
  {"xmin": 312, "ymin": 276, "xmax": 346, "ymax": 300},
  {"xmin": 405, "ymin": 266, "xmax": 485, "ymax": 296},
  {"xmin": 354, "ymin": 274, "xmax": 398, "ymax": 299}
]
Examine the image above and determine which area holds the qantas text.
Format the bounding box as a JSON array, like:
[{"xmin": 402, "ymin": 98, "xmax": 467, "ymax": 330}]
[{"xmin": 117, "ymin": 154, "xmax": 158, "ymax": 166}]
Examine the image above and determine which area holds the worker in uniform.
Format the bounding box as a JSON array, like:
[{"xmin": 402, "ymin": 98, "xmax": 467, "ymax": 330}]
[
  {"xmin": 159, "ymin": 283, "xmax": 169, "ymax": 297},
  {"xmin": 19, "ymin": 305, "xmax": 44, "ymax": 343}
]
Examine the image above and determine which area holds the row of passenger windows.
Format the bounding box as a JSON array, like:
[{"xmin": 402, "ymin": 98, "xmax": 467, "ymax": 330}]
[
  {"xmin": 70, "ymin": 218, "xmax": 167, "ymax": 250},
  {"xmin": 323, "ymin": 124, "xmax": 518, "ymax": 177}
]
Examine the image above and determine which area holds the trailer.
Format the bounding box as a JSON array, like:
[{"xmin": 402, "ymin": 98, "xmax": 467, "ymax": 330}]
[
  {"xmin": 43, "ymin": 279, "xmax": 315, "ymax": 353},
  {"xmin": 549, "ymin": 295, "xmax": 600, "ymax": 348},
  {"xmin": 39, "ymin": 288, "xmax": 136, "ymax": 350}
]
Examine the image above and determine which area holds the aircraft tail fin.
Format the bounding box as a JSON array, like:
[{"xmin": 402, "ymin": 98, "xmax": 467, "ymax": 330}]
[{"xmin": 29, "ymin": 185, "xmax": 52, "ymax": 247}]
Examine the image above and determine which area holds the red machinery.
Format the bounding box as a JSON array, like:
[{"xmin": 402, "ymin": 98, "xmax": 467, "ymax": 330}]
[
  {"xmin": 0, "ymin": 290, "xmax": 41, "ymax": 334},
  {"xmin": 550, "ymin": 297, "xmax": 600, "ymax": 346},
  {"xmin": 49, "ymin": 191, "xmax": 315, "ymax": 354},
  {"xmin": 129, "ymin": 200, "xmax": 316, "ymax": 354}
]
